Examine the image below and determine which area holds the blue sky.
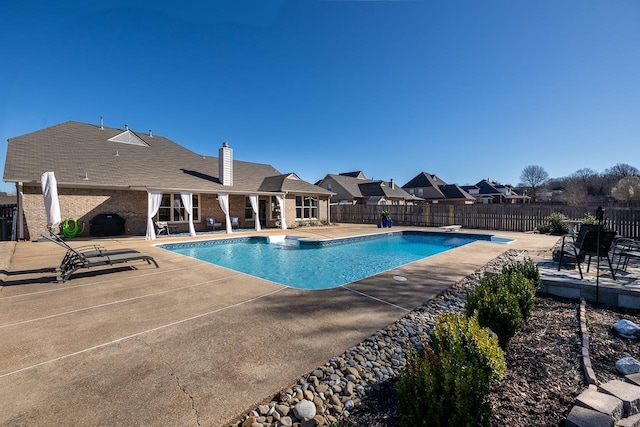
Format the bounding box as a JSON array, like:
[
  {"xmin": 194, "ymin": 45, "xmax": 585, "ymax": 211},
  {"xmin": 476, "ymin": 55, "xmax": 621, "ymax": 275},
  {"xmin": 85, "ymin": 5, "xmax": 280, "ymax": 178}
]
[{"xmin": 1, "ymin": 0, "xmax": 639, "ymax": 194}]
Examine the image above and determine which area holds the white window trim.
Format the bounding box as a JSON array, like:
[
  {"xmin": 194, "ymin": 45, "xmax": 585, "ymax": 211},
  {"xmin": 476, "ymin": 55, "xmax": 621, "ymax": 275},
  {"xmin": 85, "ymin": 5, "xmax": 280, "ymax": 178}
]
[
  {"xmin": 295, "ymin": 195, "xmax": 319, "ymax": 220},
  {"xmin": 158, "ymin": 193, "xmax": 200, "ymax": 223}
]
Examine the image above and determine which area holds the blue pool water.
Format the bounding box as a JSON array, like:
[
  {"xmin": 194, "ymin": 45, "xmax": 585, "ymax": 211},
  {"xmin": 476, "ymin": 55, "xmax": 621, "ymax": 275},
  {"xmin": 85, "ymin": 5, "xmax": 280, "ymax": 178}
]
[{"xmin": 159, "ymin": 231, "xmax": 499, "ymax": 290}]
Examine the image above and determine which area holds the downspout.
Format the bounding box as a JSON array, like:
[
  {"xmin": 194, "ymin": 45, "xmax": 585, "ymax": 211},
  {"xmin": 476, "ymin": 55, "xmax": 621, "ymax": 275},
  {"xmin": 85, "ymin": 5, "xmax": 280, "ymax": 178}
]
[{"xmin": 17, "ymin": 182, "xmax": 24, "ymax": 240}]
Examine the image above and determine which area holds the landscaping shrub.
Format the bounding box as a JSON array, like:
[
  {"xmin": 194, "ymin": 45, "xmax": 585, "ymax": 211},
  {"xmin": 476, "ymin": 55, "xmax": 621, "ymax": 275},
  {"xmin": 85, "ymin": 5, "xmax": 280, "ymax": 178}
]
[
  {"xmin": 466, "ymin": 272, "xmax": 532, "ymax": 348},
  {"xmin": 501, "ymin": 260, "xmax": 539, "ymax": 319},
  {"xmin": 537, "ymin": 212, "xmax": 569, "ymax": 235},
  {"xmin": 397, "ymin": 313, "xmax": 505, "ymax": 427}
]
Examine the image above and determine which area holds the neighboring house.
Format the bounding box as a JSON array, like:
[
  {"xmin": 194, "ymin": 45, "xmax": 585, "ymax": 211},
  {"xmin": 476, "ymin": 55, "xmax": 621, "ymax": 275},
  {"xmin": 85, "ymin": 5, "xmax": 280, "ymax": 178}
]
[
  {"xmin": 316, "ymin": 172, "xmax": 422, "ymax": 205},
  {"xmin": 402, "ymin": 172, "xmax": 476, "ymax": 205},
  {"xmin": 3, "ymin": 120, "xmax": 333, "ymax": 240},
  {"xmin": 0, "ymin": 192, "xmax": 17, "ymax": 206},
  {"xmin": 461, "ymin": 180, "xmax": 530, "ymax": 204}
]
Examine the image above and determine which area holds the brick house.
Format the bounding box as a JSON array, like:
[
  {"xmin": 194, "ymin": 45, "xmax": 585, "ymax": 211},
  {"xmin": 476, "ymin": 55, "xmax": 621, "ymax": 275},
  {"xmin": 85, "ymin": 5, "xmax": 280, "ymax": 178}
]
[
  {"xmin": 3, "ymin": 120, "xmax": 333, "ymax": 240},
  {"xmin": 402, "ymin": 172, "xmax": 476, "ymax": 205},
  {"xmin": 461, "ymin": 180, "xmax": 530, "ymax": 204},
  {"xmin": 316, "ymin": 171, "xmax": 422, "ymax": 205}
]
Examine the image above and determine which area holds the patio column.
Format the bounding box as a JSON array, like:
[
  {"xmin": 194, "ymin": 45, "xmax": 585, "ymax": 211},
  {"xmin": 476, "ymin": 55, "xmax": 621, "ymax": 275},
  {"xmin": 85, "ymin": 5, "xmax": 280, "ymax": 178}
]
[{"xmin": 217, "ymin": 193, "xmax": 233, "ymax": 234}]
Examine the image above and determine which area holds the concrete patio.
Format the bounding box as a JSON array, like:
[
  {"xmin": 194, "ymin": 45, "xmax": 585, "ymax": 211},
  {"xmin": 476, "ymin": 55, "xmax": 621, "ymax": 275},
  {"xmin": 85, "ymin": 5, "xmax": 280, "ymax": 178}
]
[{"xmin": 0, "ymin": 225, "xmax": 572, "ymax": 425}]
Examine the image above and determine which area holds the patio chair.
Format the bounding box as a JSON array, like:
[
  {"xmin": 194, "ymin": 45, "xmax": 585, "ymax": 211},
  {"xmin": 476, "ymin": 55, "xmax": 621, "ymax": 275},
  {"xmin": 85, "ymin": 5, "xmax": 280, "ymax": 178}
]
[
  {"xmin": 231, "ymin": 216, "xmax": 239, "ymax": 229},
  {"xmin": 42, "ymin": 233, "xmax": 141, "ymax": 272},
  {"xmin": 155, "ymin": 221, "xmax": 169, "ymax": 236},
  {"xmin": 205, "ymin": 217, "xmax": 223, "ymax": 230},
  {"xmin": 41, "ymin": 233, "xmax": 157, "ymax": 282},
  {"xmin": 613, "ymin": 237, "xmax": 640, "ymax": 272},
  {"xmin": 557, "ymin": 230, "xmax": 617, "ymax": 280}
]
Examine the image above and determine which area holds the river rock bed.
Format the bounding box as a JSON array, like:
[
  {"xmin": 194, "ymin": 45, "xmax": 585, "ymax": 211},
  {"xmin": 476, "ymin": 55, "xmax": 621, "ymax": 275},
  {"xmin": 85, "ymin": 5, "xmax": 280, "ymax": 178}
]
[{"xmin": 230, "ymin": 249, "xmax": 528, "ymax": 427}]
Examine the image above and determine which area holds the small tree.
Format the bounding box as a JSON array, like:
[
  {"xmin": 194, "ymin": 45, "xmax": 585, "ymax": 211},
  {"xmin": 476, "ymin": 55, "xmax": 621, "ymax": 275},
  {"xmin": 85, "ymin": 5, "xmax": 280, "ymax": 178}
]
[
  {"xmin": 519, "ymin": 165, "xmax": 549, "ymax": 202},
  {"xmin": 612, "ymin": 176, "xmax": 640, "ymax": 202}
]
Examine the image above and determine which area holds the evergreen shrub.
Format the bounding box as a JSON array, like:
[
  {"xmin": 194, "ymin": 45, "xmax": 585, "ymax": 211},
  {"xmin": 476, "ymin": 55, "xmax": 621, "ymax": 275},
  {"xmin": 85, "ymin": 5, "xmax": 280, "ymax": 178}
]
[{"xmin": 397, "ymin": 314, "xmax": 505, "ymax": 427}]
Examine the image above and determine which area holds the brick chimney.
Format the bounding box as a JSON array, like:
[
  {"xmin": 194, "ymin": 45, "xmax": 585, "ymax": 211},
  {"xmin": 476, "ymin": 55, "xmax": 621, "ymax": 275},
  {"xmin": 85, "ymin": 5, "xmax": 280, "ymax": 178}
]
[{"xmin": 219, "ymin": 142, "xmax": 233, "ymax": 186}]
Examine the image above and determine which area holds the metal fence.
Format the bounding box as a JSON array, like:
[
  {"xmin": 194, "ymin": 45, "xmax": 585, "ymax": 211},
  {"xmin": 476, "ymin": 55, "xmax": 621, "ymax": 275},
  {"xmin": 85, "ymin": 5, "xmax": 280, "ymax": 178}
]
[
  {"xmin": 331, "ymin": 204, "xmax": 640, "ymax": 240},
  {"xmin": 0, "ymin": 205, "xmax": 16, "ymax": 241}
]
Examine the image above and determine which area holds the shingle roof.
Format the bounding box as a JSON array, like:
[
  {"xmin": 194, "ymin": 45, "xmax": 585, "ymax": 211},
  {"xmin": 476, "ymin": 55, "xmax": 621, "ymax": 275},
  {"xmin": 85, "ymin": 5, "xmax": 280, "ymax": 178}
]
[
  {"xmin": 339, "ymin": 171, "xmax": 366, "ymax": 179},
  {"xmin": 4, "ymin": 121, "xmax": 328, "ymax": 195},
  {"xmin": 259, "ymin": 173, "xmax": 333, "ymax": 195},
  {"xmin": 402, "ymin": 172, "xmax": 447, "ymax": 188},
  {"xmin": 475, "ymin": 180, "xmax": 501, "ymax": 195},
  {"xmin": 439, "ymin": 184, "xmax": 475, "ymax": 200},
  {"xmin": 323, "ymin": 174, "xmax": 365, "ymax": 198}
]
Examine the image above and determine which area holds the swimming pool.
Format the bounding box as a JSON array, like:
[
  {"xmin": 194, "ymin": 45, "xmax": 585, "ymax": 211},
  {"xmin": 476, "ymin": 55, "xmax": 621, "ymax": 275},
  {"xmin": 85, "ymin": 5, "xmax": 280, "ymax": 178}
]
[{"xmin": 159, "ymin": 231, "xmax": 507, "ymax": 290}]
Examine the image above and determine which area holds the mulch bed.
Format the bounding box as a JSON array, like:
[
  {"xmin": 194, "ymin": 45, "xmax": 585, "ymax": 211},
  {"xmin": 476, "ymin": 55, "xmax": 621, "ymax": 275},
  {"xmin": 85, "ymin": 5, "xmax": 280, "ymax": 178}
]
[{"xmin": 343, "ymin": 294, "xmax": 640, "ymax": 426}]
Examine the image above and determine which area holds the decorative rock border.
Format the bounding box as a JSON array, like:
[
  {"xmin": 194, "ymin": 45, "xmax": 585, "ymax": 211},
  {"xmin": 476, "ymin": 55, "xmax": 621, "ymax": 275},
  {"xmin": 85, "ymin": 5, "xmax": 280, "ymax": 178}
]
[
  {"xmin": 568, "ymin": 298, "xmax": 640, "ymax": 426},
  {"xmin": 229, "ymin": 250, "xmax": 528, "ymax": 427}
]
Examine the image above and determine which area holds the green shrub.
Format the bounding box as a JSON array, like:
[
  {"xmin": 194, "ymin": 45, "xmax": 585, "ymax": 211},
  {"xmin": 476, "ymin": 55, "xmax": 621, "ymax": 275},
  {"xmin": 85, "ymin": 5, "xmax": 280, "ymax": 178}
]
[
  {"xmin": 501, "ymin": 260, "xmax": 539, "ymax": 320},
  {"xmin": 397, "ymin": 314, "xmax": 505, "ymax": 427},
  {"xmin": 502, "ymin": 258, "xmax": 540, "ymax": 288},
  {"xmin": 466, "ymin": 273, "xmax": 528, "ymax": 348},
  {"xmin": 539, "ymin": 212, "xmax": 569, "ymax": 235}
]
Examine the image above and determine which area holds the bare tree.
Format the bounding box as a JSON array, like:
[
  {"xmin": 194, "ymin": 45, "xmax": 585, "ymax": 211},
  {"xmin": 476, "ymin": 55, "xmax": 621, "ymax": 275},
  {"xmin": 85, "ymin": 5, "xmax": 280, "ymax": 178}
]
[
  {"xmin": 519, "ymin": 165, "xmax": 549, "ymax": 202},
  {"xmin": 561, "ymin": 178, "xmax": 588, "ymax": 206},
  {"xmin": 604, "ymin": 163, "xmax": 639, "ymax": 181}
]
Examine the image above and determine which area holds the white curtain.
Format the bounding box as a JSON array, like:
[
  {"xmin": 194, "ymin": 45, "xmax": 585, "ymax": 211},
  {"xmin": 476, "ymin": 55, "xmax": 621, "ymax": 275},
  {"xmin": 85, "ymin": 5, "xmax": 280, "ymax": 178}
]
[
  {"xmin": 275, "ymin": 194, "xmax": 287, "ymax": 230},
  {"xmin": 217, "ymin": 193, "xmax": 233, "ymax": 233},
  {"xmin": 180, "ymin": 192, "xmax": 197, "ymax": 237},
  {"xmin": 146, "ymin": 191, "xmax": 163, "ymax": 240},
  {"xmin": 41, "ymin": 171, "xmax": 61, "ymax": 233},
  {"xmin": 249, "ymin": 194, "xmax": 261, "ymax": 232}
]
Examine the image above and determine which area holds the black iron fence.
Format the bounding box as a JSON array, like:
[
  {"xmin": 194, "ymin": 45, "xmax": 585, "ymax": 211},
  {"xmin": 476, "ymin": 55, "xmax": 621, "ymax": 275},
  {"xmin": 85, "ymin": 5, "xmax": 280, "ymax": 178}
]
[
  {"xmin": 0, "ymin": 205, "xmax": 16, "ymax": 241},
  {"xmin": 331, "ymin": 204, "xmax": 640, "ymax": 240}
]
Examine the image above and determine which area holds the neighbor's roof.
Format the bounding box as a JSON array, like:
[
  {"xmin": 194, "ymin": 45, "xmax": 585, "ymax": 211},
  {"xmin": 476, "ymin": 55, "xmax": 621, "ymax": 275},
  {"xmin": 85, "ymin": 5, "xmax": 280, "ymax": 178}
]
[
  {"xmin": 439, "ymin": 184, "xmax": 475, "ymax": 200},
  {"xmin": 4, "ymin": 121, "xmax": 330, "ymax": 195},
  {"xmin": 259, "ymin": 173, "xmax": 333, "ymax": 195},
  {"xmin": 402, "ymin": 172, "xmax": 447, "ymax": 189},
  {"xmin": 474, "ymin": 179, "xmax": 502, "ymax": 195},
  {"xmin": 358, "ymin": 181, "xmax": 419, "ymax": 200},
  {"xmin": 0, "ymin": 192, "xmax": 17, "ymax": 206}
]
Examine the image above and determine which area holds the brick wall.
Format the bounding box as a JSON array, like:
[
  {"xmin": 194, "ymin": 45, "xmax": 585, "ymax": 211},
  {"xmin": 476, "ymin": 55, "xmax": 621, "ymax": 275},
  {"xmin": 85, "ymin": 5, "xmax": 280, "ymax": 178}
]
[
  {"xmin": 22, "ymin": 185, "xmax": 148, "ymax": 240},
  {"xmin": 21, "ymin": 187, "xmax": 331, "ymax": 239}
]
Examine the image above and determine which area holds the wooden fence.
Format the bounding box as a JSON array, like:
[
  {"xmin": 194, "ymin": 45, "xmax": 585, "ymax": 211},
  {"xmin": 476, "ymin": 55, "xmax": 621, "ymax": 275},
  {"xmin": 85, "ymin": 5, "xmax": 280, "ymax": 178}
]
[{"xmin": 330, "ymin": 204, "xmax": 640, "ymax": 240}]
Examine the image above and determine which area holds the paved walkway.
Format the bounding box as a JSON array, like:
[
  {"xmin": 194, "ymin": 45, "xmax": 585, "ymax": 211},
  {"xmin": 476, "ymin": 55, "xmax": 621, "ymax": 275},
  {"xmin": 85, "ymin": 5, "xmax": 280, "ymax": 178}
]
[{"xmin": 0, "ymin": 226, "xmax": 558, "ymax": 426}]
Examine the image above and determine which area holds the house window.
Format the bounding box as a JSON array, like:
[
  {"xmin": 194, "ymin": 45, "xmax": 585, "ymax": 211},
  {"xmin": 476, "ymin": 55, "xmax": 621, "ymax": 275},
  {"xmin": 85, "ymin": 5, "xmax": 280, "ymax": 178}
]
[
  {"xmin": 158, "ymin": 193, "xmax": 199, "ymax": 222},
  {"xmin": 244, "ymin": 197, "xmax": 254, "ymax": 220},
  {"xmin": 418, "ymin": 188, "xmax": 423, "ymax": 197},
  {"xmin": 392, "ymin": 200, "xmax": 399, "ymax": 205},
  {"xmin": 409, "ymin": 189, "xmax": 415, "ymax": 195},
  {"xmin": 327, "ymin": 183, "xmax": 332, "ymax": 191},
  {"xmin": 296, "ymin": 196, "xmax": 318, "ymax": 220}
]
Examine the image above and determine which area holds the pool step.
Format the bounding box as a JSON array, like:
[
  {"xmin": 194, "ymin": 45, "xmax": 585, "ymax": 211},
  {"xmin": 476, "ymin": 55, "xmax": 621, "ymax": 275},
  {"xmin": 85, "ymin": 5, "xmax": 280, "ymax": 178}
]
[{"xmin": 267, "ymin": 235, "xmax": 303, "ymax": 247}]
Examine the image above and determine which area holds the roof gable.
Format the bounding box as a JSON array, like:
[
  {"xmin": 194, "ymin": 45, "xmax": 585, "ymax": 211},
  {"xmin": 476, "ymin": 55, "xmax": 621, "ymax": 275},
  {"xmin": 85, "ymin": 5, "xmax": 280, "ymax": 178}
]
[{"xmin": 107, "ymin": 130, "xmax": 149, "ymax": 147}]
